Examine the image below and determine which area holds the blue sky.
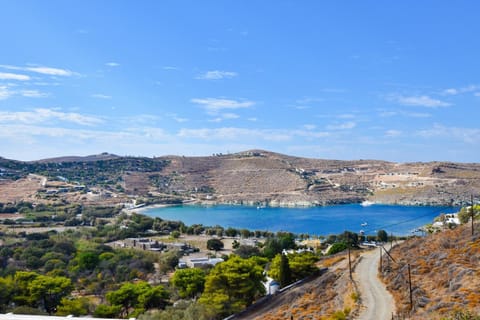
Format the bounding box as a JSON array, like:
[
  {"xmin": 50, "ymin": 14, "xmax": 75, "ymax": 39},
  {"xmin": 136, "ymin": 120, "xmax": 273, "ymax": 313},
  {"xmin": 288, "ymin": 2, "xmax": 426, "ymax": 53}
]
[{"xmin": 1, "ymin": 1, "xmax": 479, "ymax": 162}]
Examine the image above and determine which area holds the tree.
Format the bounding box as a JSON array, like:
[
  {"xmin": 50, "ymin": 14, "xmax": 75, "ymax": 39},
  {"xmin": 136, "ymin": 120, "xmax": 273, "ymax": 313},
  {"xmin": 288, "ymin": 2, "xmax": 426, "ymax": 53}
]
[
  {"xmin": 171, "ymin": 268, "xmax": 206, "ymax": 299},
  {"xmin": 269, "ymin": 252, "xmax": 318, "ymax": 284},
  {"xmin": 199, "ymin": 256, "xmax": 265, "ymax": 318},
  {"xmin": 106, "ymin": 281, "xmax": 169, "ymax": 317},
  {"xmin": 377, "ymin": 230, "xmax": 388, "ymax": 243},
  {"xmin": 56, "ymin": 297, "xmax": 91, "ymax": 316},
  {"xmin": 225, "ymin": 227, "xmax": 238, "ymax": 237},
  {"xmin": 234, "ymin": 245, "xmax": 260, "ymax": 259},
  {"xmin": 29, "ymin": 275, "xmax": 73, "ymax": 314},
  {"xmin": 106, "ymin": 282, "xmax": 139, "ymax": 317},
  {"xmin": 206, "ymin": 238, "xmax": 224, "ymax": 251},
  {"xmin": 138, "ymin": 285, "xmax": 169, "ymax": 310},
  {"xmin": 279, "ymin": 254, "xmax": 292, "ymax": 287},
  {"xmin": 0, "ymin": 276, "xmax": 14, "ymax": 312},
  {"xmin": 327, "ymin": 242, "xmax": 347, "ymax": 255},
  {"xmin": 94, "ymin": 304, "xmax": 122, "ymax": 318}
]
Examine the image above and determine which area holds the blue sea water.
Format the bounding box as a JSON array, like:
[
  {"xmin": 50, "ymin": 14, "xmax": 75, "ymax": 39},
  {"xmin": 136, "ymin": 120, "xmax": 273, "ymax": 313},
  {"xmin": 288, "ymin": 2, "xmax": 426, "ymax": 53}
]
[{"xmin": 143, "ymin": 204, "xmax": 459, "ymax": 236}]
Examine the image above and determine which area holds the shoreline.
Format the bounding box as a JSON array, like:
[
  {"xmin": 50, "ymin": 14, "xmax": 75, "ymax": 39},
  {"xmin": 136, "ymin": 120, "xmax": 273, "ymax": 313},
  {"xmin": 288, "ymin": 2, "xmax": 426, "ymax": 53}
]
[{"xmin": 131, "ymin": 200, "xmax": 460, "ymax": 213}]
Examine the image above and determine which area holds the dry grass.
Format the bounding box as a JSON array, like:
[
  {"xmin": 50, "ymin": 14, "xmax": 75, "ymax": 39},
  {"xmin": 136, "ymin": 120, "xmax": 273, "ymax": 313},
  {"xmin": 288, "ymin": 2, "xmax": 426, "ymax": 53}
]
[{"xmin": 381, "ymin": 223, "xmax": 480, "ymax": 319}]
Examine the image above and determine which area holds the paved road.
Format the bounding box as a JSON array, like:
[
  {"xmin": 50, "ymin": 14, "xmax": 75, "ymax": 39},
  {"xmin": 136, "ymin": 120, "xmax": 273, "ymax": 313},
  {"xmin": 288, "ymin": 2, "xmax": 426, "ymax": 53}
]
[{"xmin": 355, "ymin": 248, "xmax": 396, "ymax": 320}]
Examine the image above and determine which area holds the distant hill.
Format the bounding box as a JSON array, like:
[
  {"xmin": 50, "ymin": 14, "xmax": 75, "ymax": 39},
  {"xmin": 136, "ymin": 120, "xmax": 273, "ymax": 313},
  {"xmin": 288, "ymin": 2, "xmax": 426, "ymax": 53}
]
[
  {"xmin": 1, "ymin": 150, "xmax": 479, "ymax": 207},
  {"xmin": 34, "ymin": 152, "xmax": 120, "ymax": 163}
]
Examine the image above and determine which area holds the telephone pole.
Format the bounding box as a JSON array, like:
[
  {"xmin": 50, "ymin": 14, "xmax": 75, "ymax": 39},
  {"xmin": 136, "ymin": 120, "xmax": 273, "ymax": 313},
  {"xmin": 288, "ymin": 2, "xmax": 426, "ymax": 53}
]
[
  {"xmin": 408, "ymin": 264, "xmax": 413, "ymax": 311},
  {"xmin": 471, "ymin": 195, "xmax": 475, "ymax": 236},
  {"xmin": 348, "ymin": 245, "xmax": 352, "ymax": 279}
]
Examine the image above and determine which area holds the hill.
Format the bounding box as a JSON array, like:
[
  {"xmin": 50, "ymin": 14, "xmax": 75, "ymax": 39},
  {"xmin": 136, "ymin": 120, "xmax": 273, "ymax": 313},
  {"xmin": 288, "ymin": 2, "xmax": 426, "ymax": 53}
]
[
  {"xmin": 1, "ymin": 150, "xmax": 479, "ymax": 207},
  {"xmin": 381, "ymin": 223, "xmax": 480, "ymax": 319}
]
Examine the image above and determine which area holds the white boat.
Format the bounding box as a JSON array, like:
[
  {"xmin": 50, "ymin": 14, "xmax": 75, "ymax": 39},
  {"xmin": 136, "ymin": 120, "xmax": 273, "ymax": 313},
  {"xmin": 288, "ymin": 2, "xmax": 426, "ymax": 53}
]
[
  {"xmin": 361, "ymin": 200, "xmax": 374, "ymax": 207},
  {"xmin": 361, "ymin": 222, "xmax": 368, "ymax": 227}
]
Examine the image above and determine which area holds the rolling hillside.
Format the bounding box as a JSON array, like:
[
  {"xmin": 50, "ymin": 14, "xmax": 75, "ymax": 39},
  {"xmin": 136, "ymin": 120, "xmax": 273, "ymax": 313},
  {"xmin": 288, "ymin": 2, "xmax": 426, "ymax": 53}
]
[{"xmin": 1, "ymin": 150, "xmax": 479, "ymax": 207}]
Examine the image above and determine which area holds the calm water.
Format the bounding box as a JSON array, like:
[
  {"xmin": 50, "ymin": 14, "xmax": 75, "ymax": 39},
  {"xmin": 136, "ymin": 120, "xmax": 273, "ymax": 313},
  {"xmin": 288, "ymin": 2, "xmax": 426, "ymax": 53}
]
[{"xmin": 144, "ymin": 204, "xmax": 459, "ymax": 236}]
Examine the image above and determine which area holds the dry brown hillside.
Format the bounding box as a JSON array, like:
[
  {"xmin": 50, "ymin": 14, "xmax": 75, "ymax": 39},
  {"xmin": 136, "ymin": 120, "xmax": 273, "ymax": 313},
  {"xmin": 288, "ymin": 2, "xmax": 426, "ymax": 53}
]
[
  {"xmin": 381, "ymin": 223, "xmax": 480, "ymax": 319},
  {"xmin": 1, "ymin": 150, "xmax": 480, "ymax": 207}
]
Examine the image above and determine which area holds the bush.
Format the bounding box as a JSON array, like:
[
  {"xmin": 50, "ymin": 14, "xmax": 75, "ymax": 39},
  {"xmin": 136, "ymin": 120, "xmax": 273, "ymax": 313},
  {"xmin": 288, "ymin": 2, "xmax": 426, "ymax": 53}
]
[
  {"xmin": 327, "ymin": 242, "xmax": 347, "ymax": 255},
  {"xmin": 206, "ymin": 238, "xmax": 224, "ymax": 251}
]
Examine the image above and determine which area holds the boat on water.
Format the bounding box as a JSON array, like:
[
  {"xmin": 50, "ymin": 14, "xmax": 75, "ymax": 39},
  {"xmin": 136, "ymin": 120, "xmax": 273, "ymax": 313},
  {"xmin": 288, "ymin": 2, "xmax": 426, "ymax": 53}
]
[
  {"xmin": 361, "ymin": 222, "xmax": 368, "ymax": 227},
  {"xmin": 361, "ymin": 200, "xmax": 374, "ymax": 207}
]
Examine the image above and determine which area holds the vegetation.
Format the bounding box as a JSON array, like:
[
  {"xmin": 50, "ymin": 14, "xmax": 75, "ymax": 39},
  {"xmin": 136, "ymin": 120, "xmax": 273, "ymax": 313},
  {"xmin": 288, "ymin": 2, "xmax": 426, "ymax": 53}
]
[{"xmin": 199, "ymin": 256, "xmax": 266, "ymax": 318}]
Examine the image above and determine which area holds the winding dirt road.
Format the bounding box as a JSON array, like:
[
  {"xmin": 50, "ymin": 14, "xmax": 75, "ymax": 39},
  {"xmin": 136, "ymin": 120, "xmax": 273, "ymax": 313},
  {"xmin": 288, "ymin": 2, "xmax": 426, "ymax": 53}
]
[{"xmin": 355, "ymin": 248, "xmax": 396, "ymax": 320}]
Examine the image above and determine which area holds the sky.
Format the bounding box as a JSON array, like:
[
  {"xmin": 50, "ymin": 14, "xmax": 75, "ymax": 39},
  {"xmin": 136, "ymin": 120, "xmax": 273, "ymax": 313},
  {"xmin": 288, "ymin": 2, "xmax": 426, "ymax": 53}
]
[{"xmin": 0, "ymin": 1, "xmax": 479, "ymax": 162}]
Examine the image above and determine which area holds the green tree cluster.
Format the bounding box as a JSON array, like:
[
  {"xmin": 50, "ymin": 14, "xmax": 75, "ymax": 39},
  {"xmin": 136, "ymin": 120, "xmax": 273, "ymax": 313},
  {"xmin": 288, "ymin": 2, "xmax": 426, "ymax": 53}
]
[{"xmin": 199, "ymin": 256, "xmax": 265, "ymax": 318}]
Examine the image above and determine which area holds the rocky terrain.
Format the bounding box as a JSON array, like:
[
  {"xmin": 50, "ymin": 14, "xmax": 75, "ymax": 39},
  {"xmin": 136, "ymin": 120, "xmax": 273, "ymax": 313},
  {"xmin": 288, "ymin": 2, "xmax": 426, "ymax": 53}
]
[
  {"xmin": 381, "ymin": 222, "xmax": 480, "ymax": 319},
  {"xmin": 1, "ymin": 150, "xmax": 479, "ymax": 207}
]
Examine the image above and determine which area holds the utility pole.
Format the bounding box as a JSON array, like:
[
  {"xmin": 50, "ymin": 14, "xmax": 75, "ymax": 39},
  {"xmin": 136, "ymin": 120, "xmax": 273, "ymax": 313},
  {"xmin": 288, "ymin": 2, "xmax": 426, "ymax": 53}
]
[
  {"xmin": 379, "ymin": 246, "xmax": 382, "ymax": 272},
  {"xmin": 408, "ymin": 263, "xmax": 413, "ymax": 312},
  {"xmin": 471, "ymin": 195, "xmax": 475, "ymax": 237},
  {"xmin": 348, "ymin": 245, "xmax": 352, "ymax": 279}
]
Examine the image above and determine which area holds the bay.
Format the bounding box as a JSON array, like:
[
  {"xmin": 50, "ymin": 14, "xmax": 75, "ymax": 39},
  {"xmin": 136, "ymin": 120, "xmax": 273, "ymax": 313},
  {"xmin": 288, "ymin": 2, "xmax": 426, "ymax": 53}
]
[{"xmin": 143, "ymin": 204, "xmax": 459, "ymax": 236}]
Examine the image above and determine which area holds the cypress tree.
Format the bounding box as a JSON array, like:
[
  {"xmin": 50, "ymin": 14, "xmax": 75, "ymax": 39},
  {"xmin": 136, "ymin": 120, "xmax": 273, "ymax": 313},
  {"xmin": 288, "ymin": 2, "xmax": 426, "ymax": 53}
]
[{"xmin": 279, "ymin": 254, "xmax": 292, "ymax": 287}]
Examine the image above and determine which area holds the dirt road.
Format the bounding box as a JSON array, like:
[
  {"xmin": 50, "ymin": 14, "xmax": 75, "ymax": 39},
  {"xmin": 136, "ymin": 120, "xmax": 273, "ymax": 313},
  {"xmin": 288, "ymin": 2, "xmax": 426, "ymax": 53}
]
[{"xmin": 355, "ymin": 248, "xmax": 396, "ymax": 320}]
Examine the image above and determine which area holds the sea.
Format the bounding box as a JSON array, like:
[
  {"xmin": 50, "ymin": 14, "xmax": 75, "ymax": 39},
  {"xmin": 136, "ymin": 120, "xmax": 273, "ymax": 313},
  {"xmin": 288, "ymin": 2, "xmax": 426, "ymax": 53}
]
[{"xmin": 143, "ymin": 204, "xmax": 459, "ymax": 236}]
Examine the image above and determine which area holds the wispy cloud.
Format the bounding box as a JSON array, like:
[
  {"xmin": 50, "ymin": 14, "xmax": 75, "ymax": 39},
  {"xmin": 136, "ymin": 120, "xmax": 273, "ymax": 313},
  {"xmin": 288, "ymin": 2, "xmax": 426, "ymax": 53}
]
[
  {"xmin": 91, "ymin": 93, "xmax": 112, "ymax": 99},
  {"xmin": 385, "ymin": 129, "xmax": 402, "ymax": 137},
  {"xmin": 0, "ymin": 108, "xmax": 103, "ymax": 126},
  {"xmin": 303, "ymin": 124, "xmax": 316, "ymax": 130},
  {"xmin": 0, "ymin": 72, "xmax": 30, "ymax": 81},
  {"xmin": 379, "ymin": 109, "xmax": 431, "ymax": 118},
  {"xmin": 416, "ymin": 124, "xmax": 480, "ymax": 143},
  {"xmin": 326, "ymin": 121, "xmax": 356, "ymax": 130},
  {"xmin": 21, "ymin": 90, "xmax": 49, "ymax": 98},
  {"xmin": 0, "ymin": 85, "xmax": 49, "ymax": 99},
  {"xmin": 105, "ymin": 62, "xmax": 120, "ymax": 67},
  {"xmin": 0, "ymin": 86, "xmax": 13, "ymax": 100},
  {"xmin": 196, "ymin": 70, "xmax": 238, "ymax": 80},
  {"xmin": 191, "ymin": 98, "xmax": 255, "ymax": 113},
  {"xmin": 177, "ymin": 127, "xmax": 329, "ymax": 142},
  {"xmin": 390, "ymin": 95, "xmax": 451, "ymax": 108},
  {"xmin": 162, "ymin": 66, "xmax": 179, "ymax": 71},
  {"xmin": 442, "ymin": 85, "xmax": 479, "ymax": 95},
  {"xmin": 208, "ymin": 113, "xmax": 240, "ymax": 122},
  {"xmin": 0, "ymin": 64, "xmax": 75, "ymax": 77}
]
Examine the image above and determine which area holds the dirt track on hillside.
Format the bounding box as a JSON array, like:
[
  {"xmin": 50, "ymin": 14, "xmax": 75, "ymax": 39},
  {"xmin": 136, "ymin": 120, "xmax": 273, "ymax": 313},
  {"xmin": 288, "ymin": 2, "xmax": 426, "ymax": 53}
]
[{"xmin": 355, "ymin": 248, "xmax": 396, "ymax": 320}]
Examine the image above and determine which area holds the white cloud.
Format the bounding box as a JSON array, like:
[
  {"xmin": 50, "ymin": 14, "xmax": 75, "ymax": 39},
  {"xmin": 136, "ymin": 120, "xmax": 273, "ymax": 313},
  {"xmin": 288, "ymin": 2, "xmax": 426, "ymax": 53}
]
[
  {"xmin": 27, "ymin": 66, "xmax": 73, "ymax": 76},
  {"xmin": 391, "ymin": 95, "xmax": 451, "ymax": 108},
  {"xmin": 191, "ymin": 98, "xmax": 255, "ymax": 113},
  {"xmin": 416, "ymin": 124, "xmax": 480, "ymax": 143},
  {"xmin": 247, "ymin": 117, "xmax": 258, "ymax": 122},
  {"xmin": 105, "ymin": 62, "xmax": 120, "ymax": 67},
  {"xmin": 379, "ymin": 109, "xmax": 431, "ymax": 118},
  {"xmin": 442, "ymin": 85, "xmax": 479, "ymax": 96},
  {"xmin": 91, "ymin": 93, "xmax": 112, "ymax": 99},
  {"xmin": 303, "ymin": 124, "xmax": 316, "ymax": 130},
  {"xmin": 385, "ymin": 129, "xmax": 402, "ymax": 137},
  {"xmin": 0, "ymin": 86, "xmax": 13, "ymax": 100},
  {"xmin": 162, "ymin": 66, "xmax": 179, "ymax": 70},
  {"xmin": 21, "ymin": 90, "xmax": 49, "ymax": 98},
  {"xmin": 177, "ymin": 127, "xmax": 329, "ymax": 142},
  {"xmin": 0, "ymin": 108, "xmax": 103, "ymax": 126},
  {"xmin": 0, "ymin": 86, "xmax": 49, "ymax": 99},
  {"xmin": 0, "ymin": 72, "xmax": 30, "ymax": 81},
  {"xmin": 196, "ymin": 70, "xmax": 238, "ymax": 80},
  {"xmin": 0, "ymin": 64, "xmax": 74, "ymax": 76},
  {"xmin": 326, "ymin": 121, "xmax": 356, "ymax": 130},
  {"xmin": 474, "ymin": 92, "xmax": 480, "ymax": 97},
  {"xmin": 221, "ymin": 113, "xmax": 239, "ymax": 119}
]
